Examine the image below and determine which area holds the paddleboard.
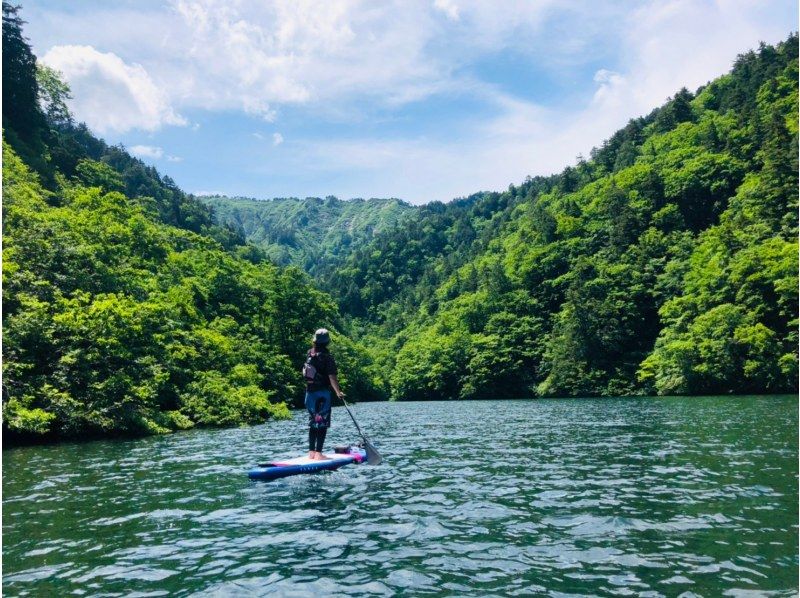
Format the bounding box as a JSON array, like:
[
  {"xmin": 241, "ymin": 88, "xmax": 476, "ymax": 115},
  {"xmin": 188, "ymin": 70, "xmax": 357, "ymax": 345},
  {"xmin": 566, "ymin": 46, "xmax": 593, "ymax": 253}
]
[{"xmin": 248, "ymin": 446, "xmax": 367, "ymax": 481}]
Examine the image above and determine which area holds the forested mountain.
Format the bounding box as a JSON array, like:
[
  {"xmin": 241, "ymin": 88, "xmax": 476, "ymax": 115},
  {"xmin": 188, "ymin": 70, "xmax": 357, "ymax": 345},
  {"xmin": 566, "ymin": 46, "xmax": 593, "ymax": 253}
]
[
  {"xmin": 330, "ymin": 186, "xmax": 556, "ymax": 324},
  {"xmin": 2, "ymin": 9, "xmax": 243, "ymax": 252},
  {"xmin": 200, "ymin": 194, "xmax": 414, "ymax": 278},
  {"xmin": 3, "ymin": 0, "xmax": 797, "ymax": 447},
  {"xmin": 336, "ymin": 36, "xmax": 798, "ymax": 401},
  {"xmin": 1, "ymin": 3, "xmax": 384, "ymax": 443}
]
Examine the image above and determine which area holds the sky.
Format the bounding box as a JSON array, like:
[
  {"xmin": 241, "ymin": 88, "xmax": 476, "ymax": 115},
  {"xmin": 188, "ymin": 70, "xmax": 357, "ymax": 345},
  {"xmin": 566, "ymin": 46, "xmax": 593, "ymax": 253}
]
[{"xmin": 22, "ymin": 0, "xmax": 798, "ymax": 204}]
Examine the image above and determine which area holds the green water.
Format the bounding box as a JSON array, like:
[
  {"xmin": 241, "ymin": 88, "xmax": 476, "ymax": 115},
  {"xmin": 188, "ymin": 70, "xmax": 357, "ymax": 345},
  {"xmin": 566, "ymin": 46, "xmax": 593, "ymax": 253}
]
[{"xmin": 3, "ymin": 396, "xmax": 798, "ymax": 596}]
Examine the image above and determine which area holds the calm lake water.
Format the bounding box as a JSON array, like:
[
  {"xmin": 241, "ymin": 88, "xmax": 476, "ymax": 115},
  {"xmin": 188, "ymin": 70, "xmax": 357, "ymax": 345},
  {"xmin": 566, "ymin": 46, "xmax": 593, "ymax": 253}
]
[{"xmin": 3, "ymin": 396, "xmax": 798, "ymax": 597}]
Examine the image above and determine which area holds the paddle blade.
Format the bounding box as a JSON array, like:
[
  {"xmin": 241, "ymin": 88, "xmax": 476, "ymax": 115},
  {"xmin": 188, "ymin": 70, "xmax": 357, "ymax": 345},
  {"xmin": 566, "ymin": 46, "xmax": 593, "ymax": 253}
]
[{"xmin": 364, "ymin": 440, "xmax": 382, "ymax": 465}]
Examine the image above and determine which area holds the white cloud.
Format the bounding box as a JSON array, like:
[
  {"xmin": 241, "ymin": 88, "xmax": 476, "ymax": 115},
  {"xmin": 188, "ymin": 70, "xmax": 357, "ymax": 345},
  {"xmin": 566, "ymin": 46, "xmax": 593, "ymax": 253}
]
[
  {"xmin": 272, "ymin": 132, "xmax": 284, "ymax": 146},
  {"xmin": 30, "ymin": 1, "xmax": 794, "ymax": 128},
  {"xmin": 286, "ymin": 0, "xmax": 797, "ymax": 204},
  {"xmin": 433, "ymin": 0, "xmax": 460, "ymax": 21},
  {"xmin": 559, "ymin": 0, "xmax": 798, "ymax": 158},
  {"xmin": 593, "ymin": 69, "xmax": 622, "ymax": 85},
  {"xmin": 166, "ymin": 0, "xmax": 444, "ymax": 114},
  {"xmin": 41, "ymin": 45, "xmax": 186, "ymax": 134},
  {"xmin": 29, "ymin": 1, "xmax": 591, "ymax": 137},
  {"xmin": 130, "ymin": 144, "xmax": 164, "ymax": 159},
  {"xmin": 27, "ymin": 0, "xmax": 797, "ymax": 202},
  {"xmin": 130, "ymin": 145, "xmax": 182, "ymax": 162}
]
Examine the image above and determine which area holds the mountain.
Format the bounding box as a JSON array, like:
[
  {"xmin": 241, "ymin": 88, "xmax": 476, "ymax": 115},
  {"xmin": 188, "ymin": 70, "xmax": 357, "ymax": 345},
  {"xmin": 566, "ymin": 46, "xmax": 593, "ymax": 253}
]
[
  {"xmin": 4, "ymin": 0, "xmax": 796, "ymax": 441},
  {"xmin": 329, "ymin": 186, "xmax": 557, "ymax": 323},
  {"xmin": 1, "ymin": 3, "xmax": 385, "ymax": 444},
  {"xmin": 328, "ymin": 36, "xmax": 798, "ymax": 400},
  {"xmin": 197, "ymin": 36, "xmax": 798, "ymax": 402},
  {"xmin": 199, "ymin": 194, "xmax": 415, "ymax": 278}
]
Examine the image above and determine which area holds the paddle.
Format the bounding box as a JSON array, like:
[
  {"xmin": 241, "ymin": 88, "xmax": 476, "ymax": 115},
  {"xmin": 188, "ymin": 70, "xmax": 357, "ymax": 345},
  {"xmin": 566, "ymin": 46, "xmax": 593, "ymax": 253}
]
[{"xmin": 339, "ymin": 395, "xmax": 382, "ymax": 465}]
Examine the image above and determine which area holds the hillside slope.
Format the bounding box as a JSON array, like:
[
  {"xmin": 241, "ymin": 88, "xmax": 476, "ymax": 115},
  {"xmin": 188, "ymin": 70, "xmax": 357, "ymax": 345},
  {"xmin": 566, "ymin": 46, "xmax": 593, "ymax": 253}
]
[
  {"xmin": 200, "ymin": 194, "xmax": 414, "ymax": 277},
  {"xmin": 1, "ymin": 4, "xmax": 384, "ymax": 443},
  {"xmin": 347, "ymin": 36, "xmax": 798, "ymax": 400}
]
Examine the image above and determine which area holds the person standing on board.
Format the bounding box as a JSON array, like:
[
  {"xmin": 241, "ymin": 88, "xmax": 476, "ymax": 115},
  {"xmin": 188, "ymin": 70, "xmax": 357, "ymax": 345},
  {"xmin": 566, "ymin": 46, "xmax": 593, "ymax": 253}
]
[{"xmin": 303, "ymin": 328, "xmax": 345, "ymax": 460}]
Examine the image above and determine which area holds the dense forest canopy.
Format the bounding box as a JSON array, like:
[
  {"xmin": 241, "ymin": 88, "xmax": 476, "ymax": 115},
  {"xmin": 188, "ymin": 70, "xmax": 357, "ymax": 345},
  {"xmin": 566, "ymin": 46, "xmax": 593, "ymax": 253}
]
[
  {"xmin": 333, "ymin": 36, "xmax": 799, "ymax": 401},
  {"xmin": 213, "ymin": 35, "xmax": 799, "ymax": 401},
  {"xmin": 200, "ymin": 194, "xmax": 414, "ymax": 278},
  {"xmin": 2, "ymin": 0, "xmax": 797, "ymax": 444},
  {"xmin": 1, "ymin": 3, "xmax": 384, "ymax": 443}
]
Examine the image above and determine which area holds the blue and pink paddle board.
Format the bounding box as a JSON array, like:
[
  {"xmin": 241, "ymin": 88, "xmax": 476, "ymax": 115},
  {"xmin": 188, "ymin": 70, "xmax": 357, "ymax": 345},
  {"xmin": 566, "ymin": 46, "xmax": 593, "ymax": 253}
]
[{"xmin": 248, "ymin": 447, "xmax": 367, "ymax": 481}]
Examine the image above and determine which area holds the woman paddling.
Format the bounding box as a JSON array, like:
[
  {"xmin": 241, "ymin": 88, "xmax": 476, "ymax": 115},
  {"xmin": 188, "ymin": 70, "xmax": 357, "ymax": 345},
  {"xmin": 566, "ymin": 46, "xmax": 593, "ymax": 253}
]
[{"xmin": 303, "ymin": 328, "xmax": 345, "ymax": 460}]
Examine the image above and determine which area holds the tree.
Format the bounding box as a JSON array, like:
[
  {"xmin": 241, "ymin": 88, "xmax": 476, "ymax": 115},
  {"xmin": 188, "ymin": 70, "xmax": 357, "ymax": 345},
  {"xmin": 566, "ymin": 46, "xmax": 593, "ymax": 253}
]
[{"xmin": 36, "ymin": 64, "xmax": 72, "ymax": 127}]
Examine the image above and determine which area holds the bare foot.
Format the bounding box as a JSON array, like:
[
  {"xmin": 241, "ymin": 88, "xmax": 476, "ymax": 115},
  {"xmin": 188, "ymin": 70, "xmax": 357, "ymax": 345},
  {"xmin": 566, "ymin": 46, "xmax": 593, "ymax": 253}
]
[{"xmin": 308, "ymin": 451, "xmax": 316, "ymax": 459}]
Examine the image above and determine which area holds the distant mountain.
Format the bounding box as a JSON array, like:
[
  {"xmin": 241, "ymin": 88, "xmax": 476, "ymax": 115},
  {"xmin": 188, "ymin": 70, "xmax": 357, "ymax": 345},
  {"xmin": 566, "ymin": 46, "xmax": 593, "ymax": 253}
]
[
  {"xmin": 5, "ymin": 0, "xmax": 795, "ymax": 428},
  {"xmin": 203, "ymin": 36, "xmax": 798, "ymax": 402},
  {"xmin": 330, "ymin": 35, "xmax": 799, "ymax": 400},
  {"xmin": 1, "ymin": 3, "xmax": 385, "ymax": 444},
  {"xmin": 199, "ymin": 195, "xmax": 415, "ymax": 277}
]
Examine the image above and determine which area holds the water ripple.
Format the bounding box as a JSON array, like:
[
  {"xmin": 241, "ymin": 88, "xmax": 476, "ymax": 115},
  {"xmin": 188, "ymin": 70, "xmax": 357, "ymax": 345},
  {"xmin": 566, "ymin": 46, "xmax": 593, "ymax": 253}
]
[{"xmin": 3, "ymin": 396, "xmax": 798, "ymax": 596}]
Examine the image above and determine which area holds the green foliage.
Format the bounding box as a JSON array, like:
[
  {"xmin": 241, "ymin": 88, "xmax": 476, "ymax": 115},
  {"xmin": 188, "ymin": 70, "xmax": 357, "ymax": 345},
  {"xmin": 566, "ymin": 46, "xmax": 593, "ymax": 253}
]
[
  {"xmin": 163, "ymin": 410, "xmax": 195, "ymax": 430},
  {"xmin": 391, "ymin": 325, "xmax": 463, "ymax": 401},
  {"xmin": 73, "ymin": 159, "xmax": 125, "ymax": 193},
  {"xmin": 352, "ymin": 35, "xmax": 798, "ymax": 400},
  {"xmin": 2, "ymin": 0, "xmax": 797, "ymax": 435},
  {"xmin": 179, "ymin": 369, "xmax": 284, "ymax": 427},
  {"xmin": 4, "ymin": 398, "xmax": 56, "ymax": 435},
  {"xmin": 2, "ymin": 2, "xmax": 50, "ymax": 178},
  {"xmin": 329, "ymin": 189, "xmax": 535, "ymax": 321},
  {"xmin": 36, "ymin": 64, "xmax": 72, "ymax": 127},
  {"xmin": 2, "ymin": 138, "xmax": 378, "ymax": 441},
  {"xmin": 1, "ymin": 9, "xmax": 385, "ymax": 443},
  {"xmin": 201, "ymin": 194, "xmax": 414, "ymax": 278}
]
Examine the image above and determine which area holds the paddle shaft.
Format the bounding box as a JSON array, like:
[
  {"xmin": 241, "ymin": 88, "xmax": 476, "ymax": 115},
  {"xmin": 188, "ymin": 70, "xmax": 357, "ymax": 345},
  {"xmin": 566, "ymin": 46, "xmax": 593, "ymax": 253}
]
[
  {"xmin": 338, "ymin": 395, "xmax": 382, "ymax": 465},
  {"xmin": 340, "ymin": 396, "xmax": 369, "ymax": 441}
]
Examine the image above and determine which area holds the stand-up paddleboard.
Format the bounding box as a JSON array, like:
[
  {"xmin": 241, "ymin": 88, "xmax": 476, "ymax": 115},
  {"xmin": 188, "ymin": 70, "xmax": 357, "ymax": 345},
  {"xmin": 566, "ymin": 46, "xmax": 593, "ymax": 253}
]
[{"xmin": 248, "ymin": 446, "xmax": 367, "ymax": 481}]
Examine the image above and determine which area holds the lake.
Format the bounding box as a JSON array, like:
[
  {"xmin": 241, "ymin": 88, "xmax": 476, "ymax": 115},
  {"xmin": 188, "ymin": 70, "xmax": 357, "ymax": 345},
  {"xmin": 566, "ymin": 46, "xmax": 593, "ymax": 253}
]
[{"xmin": 3, "ymin": 396, "xmax": 798, "ymax": 596}]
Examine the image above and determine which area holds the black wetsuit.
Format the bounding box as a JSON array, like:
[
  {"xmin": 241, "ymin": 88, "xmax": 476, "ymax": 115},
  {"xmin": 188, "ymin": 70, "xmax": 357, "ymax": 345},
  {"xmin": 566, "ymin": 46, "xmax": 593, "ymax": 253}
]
[{"xmin": 304, "ymin": 347, "xmax": 337, "ymax": 452}]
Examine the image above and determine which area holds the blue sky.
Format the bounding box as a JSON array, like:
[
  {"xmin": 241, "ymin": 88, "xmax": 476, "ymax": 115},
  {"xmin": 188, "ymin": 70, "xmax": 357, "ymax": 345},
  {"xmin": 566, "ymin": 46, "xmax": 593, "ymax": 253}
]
[{"xmin": 23, "ymin": 0, "xmax": 798, "ymax": 204}]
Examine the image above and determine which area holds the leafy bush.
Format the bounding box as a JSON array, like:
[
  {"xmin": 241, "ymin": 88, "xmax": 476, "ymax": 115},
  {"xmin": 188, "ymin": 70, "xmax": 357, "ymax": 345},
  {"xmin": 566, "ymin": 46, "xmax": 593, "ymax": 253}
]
[{"xmin": 3, "ymin": 398, "xmax": 56, "ymax": 435}]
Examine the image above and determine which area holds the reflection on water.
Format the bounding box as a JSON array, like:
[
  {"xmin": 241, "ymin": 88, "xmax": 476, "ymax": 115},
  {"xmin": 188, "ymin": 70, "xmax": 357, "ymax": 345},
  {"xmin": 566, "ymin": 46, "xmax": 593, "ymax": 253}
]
[{"xmin": 3, "ymin": 396, "xmax": 798, "ymax": 596}]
